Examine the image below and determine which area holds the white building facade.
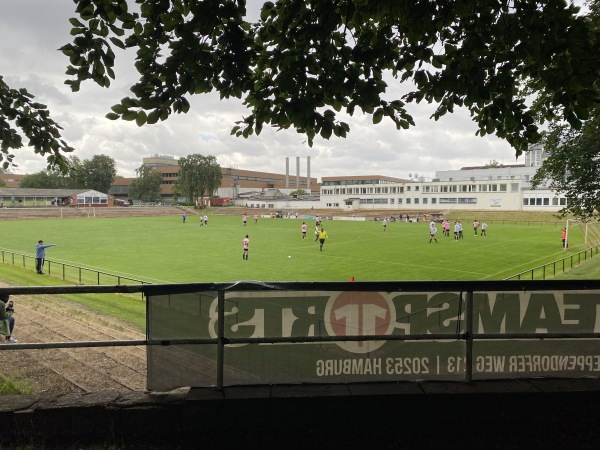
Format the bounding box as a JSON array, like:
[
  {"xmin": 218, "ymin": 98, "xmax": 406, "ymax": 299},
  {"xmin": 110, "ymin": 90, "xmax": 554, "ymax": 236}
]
[{"xmin": 319, "ymin": 145, "xmax": 568, "ymax": 212}]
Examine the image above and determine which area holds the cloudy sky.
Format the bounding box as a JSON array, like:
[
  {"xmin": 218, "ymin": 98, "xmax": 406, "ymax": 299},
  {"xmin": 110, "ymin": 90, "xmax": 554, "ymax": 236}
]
[{"xmin": 2, "ymin": 1, "xmax": 541, "ymax": 181}]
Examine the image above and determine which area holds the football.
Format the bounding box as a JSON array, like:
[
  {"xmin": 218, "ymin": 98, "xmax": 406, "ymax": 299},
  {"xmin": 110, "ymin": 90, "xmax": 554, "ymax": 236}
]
[{"xmin": 288, "ymin": 256, "xmax": 292, "ymax": 259}]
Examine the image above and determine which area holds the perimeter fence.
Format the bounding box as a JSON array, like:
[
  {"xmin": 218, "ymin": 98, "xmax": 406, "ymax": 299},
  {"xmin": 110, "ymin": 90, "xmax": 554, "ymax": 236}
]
[
  {"xmin": 2, "ymin": 280, "xmax": 600, "ymax": 391},
  {"xmin": 0, "ymin": 249, "xmax": 148, "ymax": 285},
  {"xmin": 504, "ymin": 244, "xmax": 600, "ymax": 280}
]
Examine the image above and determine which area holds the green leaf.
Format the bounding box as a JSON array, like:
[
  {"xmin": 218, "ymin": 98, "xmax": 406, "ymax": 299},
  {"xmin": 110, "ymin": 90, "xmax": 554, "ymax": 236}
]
[
  {"xmin": 122, "ymin": 111, "xmax": 137, "ymax": 121},
  {"xmin": 373, "ymin": 108, "xmax": 384, "ymax": 124},
  {"xmin": 136, "ymin": 111, "xmax": 147, "ymax": 126}
]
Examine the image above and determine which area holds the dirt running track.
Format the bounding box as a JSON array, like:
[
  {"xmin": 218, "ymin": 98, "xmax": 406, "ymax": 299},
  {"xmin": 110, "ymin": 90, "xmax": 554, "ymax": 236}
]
[{"xmin": 0, "ymin": 290, "xmax": 146, "ymax": 394}]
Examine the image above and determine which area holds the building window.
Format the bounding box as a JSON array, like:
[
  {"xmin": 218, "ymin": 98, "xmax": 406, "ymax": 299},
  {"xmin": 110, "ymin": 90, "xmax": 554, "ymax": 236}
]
[
  {"xmin": 414, "ymin": 198, "xmax": 419, "ymax": 204},
  {"xmin": 406, "ymin": 198, "xmax": 411, "ymax": 204},
  {"xmin": 422, "ymin": 198, "xmax": 428, "ymax": 204}
]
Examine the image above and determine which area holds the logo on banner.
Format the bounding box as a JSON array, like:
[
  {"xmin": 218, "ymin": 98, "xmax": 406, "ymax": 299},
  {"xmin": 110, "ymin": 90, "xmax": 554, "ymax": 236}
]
[{"xmin": 324, "ymin": 291, "xmax": 395, "ymax": 354}]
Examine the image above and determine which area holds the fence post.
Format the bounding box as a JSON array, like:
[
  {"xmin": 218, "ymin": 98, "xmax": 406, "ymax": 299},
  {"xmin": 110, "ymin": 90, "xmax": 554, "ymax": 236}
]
[
  {"xmin": 216, "ymin": 290, "xmax": 225, "ymax": 390},
  {"xmin": 465, "ymin": 290, "xmax": 474, "ymax": 383}
]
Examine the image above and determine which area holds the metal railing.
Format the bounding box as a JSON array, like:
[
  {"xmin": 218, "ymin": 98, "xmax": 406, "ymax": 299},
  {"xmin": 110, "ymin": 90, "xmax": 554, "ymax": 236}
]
[
  {"xmin": 2, "ymin": 280, "xmax": 600, "ymax": 390},
  {"xmin": 504, "ymin": 245, "xmax": 600, "ymax": 280},
  {"xmin": 0, "ymin": 249, "xmax": 148, "ymax": 285}
]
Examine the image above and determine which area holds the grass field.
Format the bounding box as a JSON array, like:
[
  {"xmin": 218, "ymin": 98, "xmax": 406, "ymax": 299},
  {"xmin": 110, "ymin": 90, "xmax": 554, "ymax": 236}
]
[{"xmin": 0, "ymin": 214, "xmax": 593, "ymax": 282}]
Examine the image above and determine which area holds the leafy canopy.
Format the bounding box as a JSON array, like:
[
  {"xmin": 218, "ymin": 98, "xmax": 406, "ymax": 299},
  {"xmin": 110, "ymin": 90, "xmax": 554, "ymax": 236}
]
[
  {"xmin": 0, "ymin": 77, "xmax": 73, "ymax": 172},
  {"xmin": 532, "ymin": 110, "xmax": 600, "ymax": 221},
  {"xmin": 174, "ymin": 154, "xmax": 222, "ymax": 204},
  {"xmin": 129, "ymin": 165, "xmax": 163, "ymax": 202},
  {"xmin": 18, "ymin": 154, "xmax": 117, "ymax": 192},
  {"xmin": 59, "ymin": 0, "xmax": 600, "ymax": 156},
  {"xmin": 3, "ymin": 0, "xmax": 600, "ymax": 172}
]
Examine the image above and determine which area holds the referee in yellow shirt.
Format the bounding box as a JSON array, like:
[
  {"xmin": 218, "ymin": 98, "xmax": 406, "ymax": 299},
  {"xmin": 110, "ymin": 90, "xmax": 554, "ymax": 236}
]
[{"xmin": 318, "ymin": 227, "xmax": 328, "ymax": 252}]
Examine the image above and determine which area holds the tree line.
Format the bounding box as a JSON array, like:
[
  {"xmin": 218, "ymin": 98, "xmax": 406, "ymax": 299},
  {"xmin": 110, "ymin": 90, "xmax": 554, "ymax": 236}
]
[{"xmin": 12, "ymin": 153, "xmax": 222, "ymax": 205}]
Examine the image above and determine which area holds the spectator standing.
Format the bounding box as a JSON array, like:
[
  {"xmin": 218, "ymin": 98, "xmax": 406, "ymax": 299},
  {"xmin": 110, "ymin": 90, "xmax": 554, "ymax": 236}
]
[
  {"xmin": 0, "ymin": 293, "xmax": 17, "ymax": 343},
  {"xmin": 35, "ymin": 240, "xmax": 56, "ymax": 274}
]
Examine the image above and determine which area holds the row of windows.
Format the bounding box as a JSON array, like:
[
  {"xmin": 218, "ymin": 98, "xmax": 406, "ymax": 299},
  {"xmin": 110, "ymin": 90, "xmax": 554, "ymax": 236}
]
[
  {"xmin": 352, "ymin": 196, "xmax": 566, "ymax": 206},
  {"xmin": 523, "ymin": 197, "xmax": 567, "ymax": 206},
  {"xmin": 226, "ymin": 175, "xmax": 288, "ymax": 183},
  {"xmin": 322, "ymin": 179, "xmax": 396, "ymax": 186},
  {"xmin": 322, "ymin": 183, "xmax": 516, "ymax": 196},
  {"xmin": 160, "ymin": 173, "xmax": 296, "ymax": 184},
  {"xmin": 77, "ymin": 197, "xmax": 108, "ymax": 204},
  {"xmin": 355, "ymin": 197, "xmax": 479, "ymax": 205}
]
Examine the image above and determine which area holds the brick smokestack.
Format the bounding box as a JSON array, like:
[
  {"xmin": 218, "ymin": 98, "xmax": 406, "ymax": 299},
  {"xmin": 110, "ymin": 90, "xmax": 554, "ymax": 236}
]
[
  {"xmin": 307, "ymin": 156, "xmax": 311, "ymax": 193},
  {"xmin": 296, "ymin": 156, "xmax": 300, "ymax": 190},
  {"xmin": 285, "ymin": 157, "xmax": 289, "ymax": 189}
]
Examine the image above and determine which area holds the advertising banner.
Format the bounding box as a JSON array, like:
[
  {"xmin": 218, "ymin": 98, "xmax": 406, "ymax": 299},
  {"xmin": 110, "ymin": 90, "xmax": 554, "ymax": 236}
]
[{"xmin": 147, "ymin": 290, "xmax": 600, "ymax": 390}]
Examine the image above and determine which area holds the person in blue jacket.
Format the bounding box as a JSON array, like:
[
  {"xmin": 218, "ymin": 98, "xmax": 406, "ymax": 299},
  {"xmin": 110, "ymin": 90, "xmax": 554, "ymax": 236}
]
[{"xmin": 35, "ymin": 240, "xmax": 56, "ymax": 274}]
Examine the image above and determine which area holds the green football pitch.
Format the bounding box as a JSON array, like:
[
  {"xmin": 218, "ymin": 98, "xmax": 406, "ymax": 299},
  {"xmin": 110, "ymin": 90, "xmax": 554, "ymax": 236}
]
[{"xmin": 0, "ymin": 214, "xmax": 587, "ymax": 283}]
